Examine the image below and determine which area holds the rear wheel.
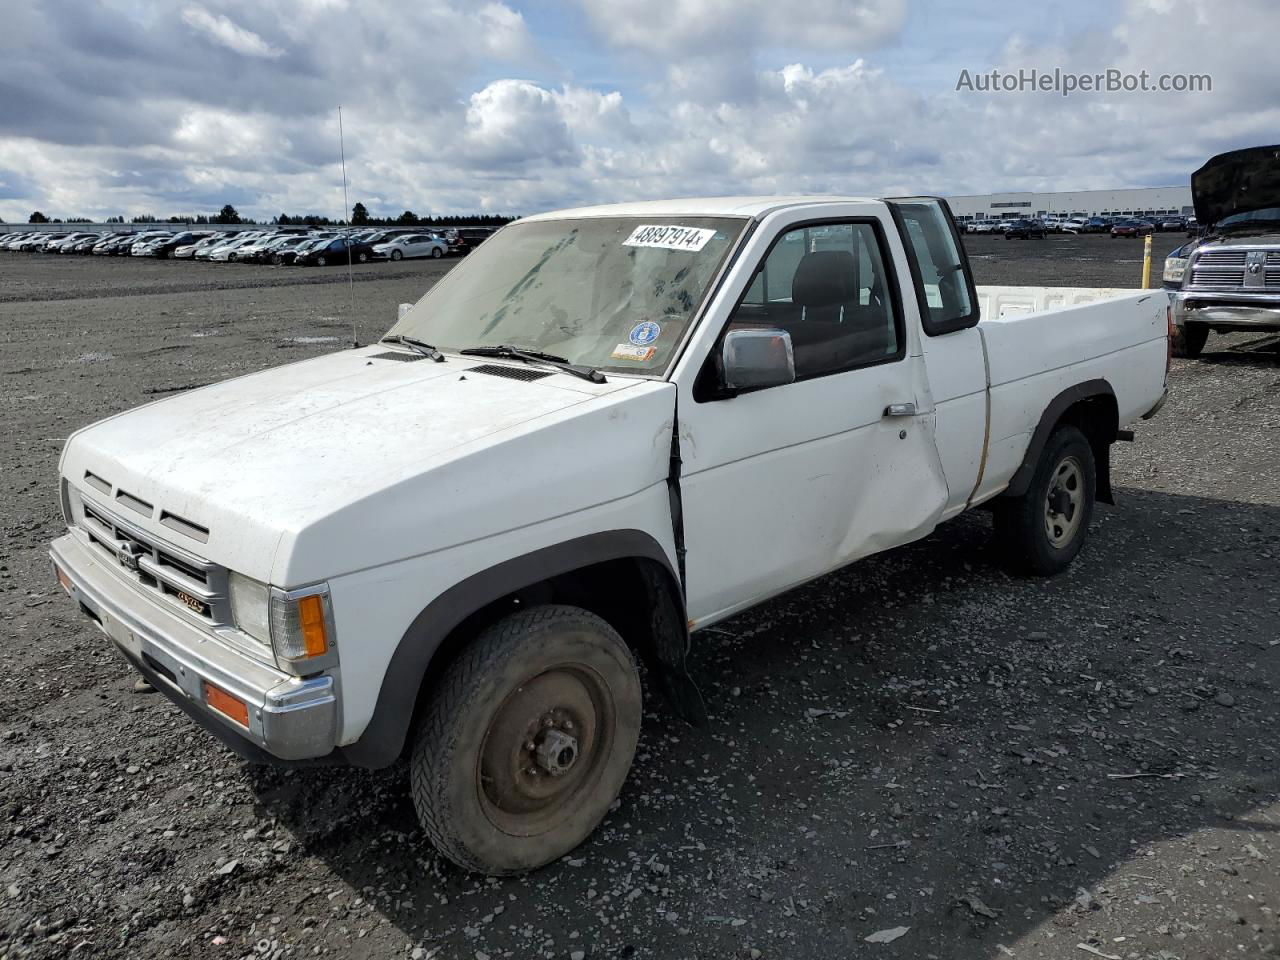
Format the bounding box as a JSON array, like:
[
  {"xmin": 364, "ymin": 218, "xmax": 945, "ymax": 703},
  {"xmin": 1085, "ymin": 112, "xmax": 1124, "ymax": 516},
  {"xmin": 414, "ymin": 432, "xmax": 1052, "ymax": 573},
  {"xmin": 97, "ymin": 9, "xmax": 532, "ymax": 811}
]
[
  {"xmin": 994, "ymin": 425, "xmax": 1096, "ymax": 576},
  {"xmin": 1171, "ymin": 323, "xmax": 1209, "ymax": 358},
  {"xmin": 412, "ymin": 605, "xmax": 642, "ymax": 875},
  {"xmin": 357, "ymin": 252, "xmax": 368, "ymax": 263},
  {"xmin": 431, "ymin": 247, "xmax": 443, "ymax": 258}
]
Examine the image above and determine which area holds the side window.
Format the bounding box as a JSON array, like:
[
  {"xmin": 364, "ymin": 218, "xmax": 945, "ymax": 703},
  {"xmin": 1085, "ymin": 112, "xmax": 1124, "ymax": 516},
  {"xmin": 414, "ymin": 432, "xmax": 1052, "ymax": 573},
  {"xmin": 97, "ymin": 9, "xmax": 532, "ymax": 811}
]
[
  {"xmin": 889, "ymin": 199, "xmax": 978, "ymax": 336},
  {"xmin": 726, "ymin": 221, "xmax": 900, "ymax": 382}
]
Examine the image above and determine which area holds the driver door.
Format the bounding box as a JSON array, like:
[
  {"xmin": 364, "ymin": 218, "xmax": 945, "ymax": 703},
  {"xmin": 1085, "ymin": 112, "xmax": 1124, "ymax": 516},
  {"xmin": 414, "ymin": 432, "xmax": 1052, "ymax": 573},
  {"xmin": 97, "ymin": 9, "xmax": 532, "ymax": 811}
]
[{"xmin": 675, "ymin": 208, "xmax": 950, "ymax": 626}]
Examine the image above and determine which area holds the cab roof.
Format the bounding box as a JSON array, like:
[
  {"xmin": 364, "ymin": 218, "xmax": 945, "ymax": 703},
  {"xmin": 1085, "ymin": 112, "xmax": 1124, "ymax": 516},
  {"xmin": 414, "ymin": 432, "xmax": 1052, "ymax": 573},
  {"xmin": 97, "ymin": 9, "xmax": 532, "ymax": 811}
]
[{"xmin": 518, "ymin": 195, "xmax": 883, "ymax": 223}]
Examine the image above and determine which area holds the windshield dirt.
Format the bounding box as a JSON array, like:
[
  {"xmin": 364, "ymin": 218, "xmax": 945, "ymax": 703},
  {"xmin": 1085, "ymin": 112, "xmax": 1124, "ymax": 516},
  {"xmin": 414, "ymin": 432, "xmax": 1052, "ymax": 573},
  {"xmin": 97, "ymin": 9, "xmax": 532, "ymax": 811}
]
[{"xmin": 388, "ymin": 216, "xmax": 746, "ymax": 375}]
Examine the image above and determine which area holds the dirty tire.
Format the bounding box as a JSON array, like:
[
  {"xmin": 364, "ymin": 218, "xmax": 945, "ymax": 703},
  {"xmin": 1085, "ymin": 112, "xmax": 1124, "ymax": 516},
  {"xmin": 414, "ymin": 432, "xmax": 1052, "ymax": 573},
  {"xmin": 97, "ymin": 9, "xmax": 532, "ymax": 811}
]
[
  {"xmin": 411, "ymin": 604, "xmax": 642, "ymax": 875},
  {"xmin": 1171, "ymin": 322, "xmax": 1209, "ymax": 359},
  {"xmin": 994, "ymin": 425, "xmax": 1095, "ymax": 576}
]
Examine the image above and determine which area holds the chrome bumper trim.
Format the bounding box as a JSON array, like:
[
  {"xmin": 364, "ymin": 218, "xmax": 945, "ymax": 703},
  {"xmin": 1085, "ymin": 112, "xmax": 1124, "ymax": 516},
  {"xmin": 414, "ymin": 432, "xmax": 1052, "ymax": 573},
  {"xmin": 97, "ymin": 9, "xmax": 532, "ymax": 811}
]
[
  {"xmin": 50, "ymin": 533, "xmax": 337, "ymax": 761},
  {"xmin": 1173, "ymin": 294, "xmax": 1280, "ymax": 327}
]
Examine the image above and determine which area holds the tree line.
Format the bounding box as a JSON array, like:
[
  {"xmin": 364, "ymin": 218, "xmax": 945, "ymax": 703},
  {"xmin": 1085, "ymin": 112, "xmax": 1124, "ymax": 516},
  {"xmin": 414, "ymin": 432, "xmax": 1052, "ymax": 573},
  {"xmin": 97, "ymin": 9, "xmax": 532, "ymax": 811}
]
[{"xmin": 25, "ymin": 203, "xmax": 519, "ymax": 227}]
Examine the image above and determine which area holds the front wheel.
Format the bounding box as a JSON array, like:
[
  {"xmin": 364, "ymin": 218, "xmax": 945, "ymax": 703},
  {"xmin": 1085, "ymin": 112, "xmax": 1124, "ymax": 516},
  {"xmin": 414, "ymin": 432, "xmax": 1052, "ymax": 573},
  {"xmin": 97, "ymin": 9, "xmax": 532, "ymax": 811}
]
[
  {"xmin": 316, "ymin": 256, "xmax": 327, "ymax": 266},
  {"xmin": 412, "ymin": 605, "xmax": 642, "ymax": 875},
  {"xmin": 391, "ymin": 249, "xmax": 403, "ymax": 261},
  {"xmin": 994, "ymin": 425, "xmax": 1096, "ymax": 576},
  {"xmin": 1171, "ymin": 322, "xmax": 1209, "ymax": 358}
]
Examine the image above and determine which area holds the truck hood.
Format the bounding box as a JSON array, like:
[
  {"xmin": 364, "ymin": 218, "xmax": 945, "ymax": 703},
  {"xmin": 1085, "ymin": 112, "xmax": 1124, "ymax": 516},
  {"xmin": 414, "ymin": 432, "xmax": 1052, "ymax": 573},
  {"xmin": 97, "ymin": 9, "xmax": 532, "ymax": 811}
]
[
  {"xmin": 62, "ymin": 347, "xmax": 674, "ymax": 584},
  {"xmin": 1192, "ymin": 143, "xmax": 1280, "ymax": 227}
]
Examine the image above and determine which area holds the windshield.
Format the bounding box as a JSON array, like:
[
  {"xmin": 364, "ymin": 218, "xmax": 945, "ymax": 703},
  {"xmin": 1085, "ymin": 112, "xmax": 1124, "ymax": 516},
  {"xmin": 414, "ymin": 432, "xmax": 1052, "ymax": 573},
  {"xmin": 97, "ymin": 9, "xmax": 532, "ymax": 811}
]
[{"xmin": 388, "ymin": 215, "xmax": 746, "ymax": 375}]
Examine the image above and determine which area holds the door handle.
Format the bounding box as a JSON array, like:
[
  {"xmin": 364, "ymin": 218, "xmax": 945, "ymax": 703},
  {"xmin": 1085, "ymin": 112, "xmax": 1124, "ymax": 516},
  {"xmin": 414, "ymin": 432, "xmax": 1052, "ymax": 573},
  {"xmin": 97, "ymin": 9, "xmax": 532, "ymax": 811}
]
[{"xmin": 883, "ymin": 402, "xmax": 916, "ymax": 417}]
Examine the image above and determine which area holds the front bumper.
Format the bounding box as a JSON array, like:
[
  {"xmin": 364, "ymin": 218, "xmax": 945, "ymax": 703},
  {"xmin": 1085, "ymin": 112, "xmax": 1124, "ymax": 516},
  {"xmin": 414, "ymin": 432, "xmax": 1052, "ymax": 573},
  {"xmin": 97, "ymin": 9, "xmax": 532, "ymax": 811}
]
[
  {"xmin": 1173, "ymin": 292, "xmax": 1280, "ymax": 329},
  {"xmin": 50, "ymin": 532, "xmax": 338, "ymax": 762}
]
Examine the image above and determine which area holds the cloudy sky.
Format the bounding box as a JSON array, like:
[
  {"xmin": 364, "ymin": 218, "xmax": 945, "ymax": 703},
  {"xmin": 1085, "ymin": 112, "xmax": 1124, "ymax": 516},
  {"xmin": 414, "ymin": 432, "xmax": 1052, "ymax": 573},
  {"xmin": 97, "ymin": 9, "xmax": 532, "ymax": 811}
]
[{"xmin": 1, "ymin": 0, "xmax": 1277, "ymax": 222}]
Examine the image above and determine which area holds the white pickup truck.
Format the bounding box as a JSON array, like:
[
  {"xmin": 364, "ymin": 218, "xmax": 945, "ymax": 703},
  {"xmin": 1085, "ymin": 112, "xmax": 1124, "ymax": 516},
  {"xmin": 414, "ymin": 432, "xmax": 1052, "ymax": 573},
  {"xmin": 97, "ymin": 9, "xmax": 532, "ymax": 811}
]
[{"xmin": 50, "ymin": 196, "xmax": 1169, "ymax": 874}]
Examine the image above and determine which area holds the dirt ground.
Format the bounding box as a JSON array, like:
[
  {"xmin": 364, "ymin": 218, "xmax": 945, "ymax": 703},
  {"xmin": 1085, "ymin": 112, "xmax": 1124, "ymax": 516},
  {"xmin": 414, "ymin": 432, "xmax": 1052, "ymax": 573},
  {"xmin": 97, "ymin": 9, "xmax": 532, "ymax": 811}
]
[{"xmin": 1, "ymin": 232, "xmax": 1278, "ymax": 960}]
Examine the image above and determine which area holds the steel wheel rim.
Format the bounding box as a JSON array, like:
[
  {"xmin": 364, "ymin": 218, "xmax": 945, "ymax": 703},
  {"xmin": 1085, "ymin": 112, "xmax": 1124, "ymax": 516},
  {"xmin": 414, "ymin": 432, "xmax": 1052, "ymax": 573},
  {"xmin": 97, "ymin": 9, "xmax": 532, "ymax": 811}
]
[
  {"xmin": 476, "ymin": 662, "xmax": 613, "ymax": 839},
  {"xmin": 1045, "ymin": 455, "xmax": 1084, "ymax": 548}
]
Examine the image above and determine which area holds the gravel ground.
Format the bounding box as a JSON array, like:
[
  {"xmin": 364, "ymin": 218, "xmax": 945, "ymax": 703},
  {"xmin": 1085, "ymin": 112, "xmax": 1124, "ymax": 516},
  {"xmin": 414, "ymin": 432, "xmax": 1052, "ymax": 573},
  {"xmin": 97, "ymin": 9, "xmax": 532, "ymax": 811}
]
[{"xmin": 1, "ymin": 233, "xmax": 1278, "ymax": 960}]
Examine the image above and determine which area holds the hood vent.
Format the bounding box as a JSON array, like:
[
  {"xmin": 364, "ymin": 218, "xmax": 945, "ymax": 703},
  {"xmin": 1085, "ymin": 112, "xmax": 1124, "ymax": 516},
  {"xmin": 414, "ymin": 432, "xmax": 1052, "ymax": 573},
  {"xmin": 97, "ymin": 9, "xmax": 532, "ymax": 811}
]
[
  {"xmin": 116, "ymin": 488, "xmax": 154, "ymax": 518},
  {"xmin": 160, "ymin": 510, "xmax": 210, "ymax": 544},
  {"xmin": 370, "ymin": 351, "xmax": 427, "ymax": 363},
  {"xmin": 469, "ymin": 363, "xmax": 552, "ymax": 382},
  {"xmin": 84, "ymin": 470, "xmax": 111, "ymax": 495}
]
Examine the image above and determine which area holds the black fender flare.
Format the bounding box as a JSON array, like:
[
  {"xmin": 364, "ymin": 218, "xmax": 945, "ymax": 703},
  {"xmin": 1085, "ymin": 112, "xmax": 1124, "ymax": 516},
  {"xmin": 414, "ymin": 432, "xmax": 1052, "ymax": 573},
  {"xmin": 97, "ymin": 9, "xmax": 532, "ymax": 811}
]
[
  {"xmin": 1003, "ymin": 379, "xmax": 1118, "ymax": 504},
  {"xmin": 338, "ymin": 529, "xmax": 689, "ymax": 769}
]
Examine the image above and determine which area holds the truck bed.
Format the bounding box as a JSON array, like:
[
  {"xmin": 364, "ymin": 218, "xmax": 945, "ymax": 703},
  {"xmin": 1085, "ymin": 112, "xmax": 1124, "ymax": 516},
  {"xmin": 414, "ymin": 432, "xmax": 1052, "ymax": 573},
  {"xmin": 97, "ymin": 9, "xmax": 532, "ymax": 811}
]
[{"xmin": 972, "ymin": 285, "xmax": 1169, "ymax": 505}]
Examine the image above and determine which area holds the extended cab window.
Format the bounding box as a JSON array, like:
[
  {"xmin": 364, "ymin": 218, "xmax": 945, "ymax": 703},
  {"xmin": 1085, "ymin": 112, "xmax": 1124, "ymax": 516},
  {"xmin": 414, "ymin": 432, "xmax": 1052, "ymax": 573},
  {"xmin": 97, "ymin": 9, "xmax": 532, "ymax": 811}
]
[
  {"xmin": 889, "ymin": 199, "xmax": 978, "ymax": 336},
  {"xmin": 726, "ymin": 221, "xmax": 900, "ymax": 381}
]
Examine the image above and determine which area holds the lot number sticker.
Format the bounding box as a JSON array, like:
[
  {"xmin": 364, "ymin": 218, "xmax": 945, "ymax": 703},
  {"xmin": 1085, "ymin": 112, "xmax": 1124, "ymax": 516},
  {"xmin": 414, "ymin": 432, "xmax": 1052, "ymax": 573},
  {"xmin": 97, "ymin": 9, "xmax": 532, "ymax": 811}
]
[{"xmin": 623, "ymin": 225, "xmax": 716, "ymax": 252}]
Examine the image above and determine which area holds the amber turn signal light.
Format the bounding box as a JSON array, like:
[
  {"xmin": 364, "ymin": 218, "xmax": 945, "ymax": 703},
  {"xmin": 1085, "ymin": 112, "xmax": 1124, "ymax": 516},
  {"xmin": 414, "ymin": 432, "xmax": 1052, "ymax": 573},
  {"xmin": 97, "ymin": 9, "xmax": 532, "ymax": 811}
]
[
  {"xmin": 204, "ymin": 682, "xmax": 249, "ymax": 727},
  {"xmin": 297, "ymin": 594, "xmax": 328, "ymax": 658}
]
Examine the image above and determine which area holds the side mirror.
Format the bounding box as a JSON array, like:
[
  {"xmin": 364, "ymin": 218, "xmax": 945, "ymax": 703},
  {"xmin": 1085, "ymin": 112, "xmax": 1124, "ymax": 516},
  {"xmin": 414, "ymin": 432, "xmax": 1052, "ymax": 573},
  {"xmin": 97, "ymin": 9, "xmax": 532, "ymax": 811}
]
[{"xmin": 720, "ymin": 328, "xmax": 795, "ymax": 392}]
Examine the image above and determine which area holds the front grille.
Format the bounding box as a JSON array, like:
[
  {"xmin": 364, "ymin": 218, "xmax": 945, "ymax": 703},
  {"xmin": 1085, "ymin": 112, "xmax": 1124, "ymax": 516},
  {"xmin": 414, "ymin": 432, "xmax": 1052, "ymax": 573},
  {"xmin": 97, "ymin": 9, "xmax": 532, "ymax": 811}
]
[
  {"xmin": 79, "ymin": 499, "xmax": 230, "ymax": 625},
  {"xmin": 1187, "ymin": 248, "xmax": 1280, "ymax": 290}
]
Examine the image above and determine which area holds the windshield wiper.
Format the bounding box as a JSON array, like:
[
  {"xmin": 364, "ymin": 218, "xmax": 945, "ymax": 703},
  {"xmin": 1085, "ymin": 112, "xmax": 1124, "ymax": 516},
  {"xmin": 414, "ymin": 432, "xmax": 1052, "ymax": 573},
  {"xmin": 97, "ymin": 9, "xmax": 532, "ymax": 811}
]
[
  {"xmin": 458, "ymin": 345, "xmax": 606, "ymax": 383},
  {"xmin": 381, "ymin": 335, "xmax": 445, "ymax": 362}
]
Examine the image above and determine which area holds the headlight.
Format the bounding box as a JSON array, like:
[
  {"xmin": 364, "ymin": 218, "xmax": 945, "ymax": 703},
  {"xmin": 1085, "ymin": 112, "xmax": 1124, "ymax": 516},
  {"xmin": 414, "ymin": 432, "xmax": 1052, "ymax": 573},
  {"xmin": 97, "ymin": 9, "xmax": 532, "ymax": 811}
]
[
  {"xmin": 229, "ymin": 575, "xmax": 336, "ymax": 672},
  {"xmin": 229, "ymin": 572, "xmax": 272, "ymax": 646},
  {"xmin": 1163, "ymin": 257, "xmax": 1188, "ymax": 284}
]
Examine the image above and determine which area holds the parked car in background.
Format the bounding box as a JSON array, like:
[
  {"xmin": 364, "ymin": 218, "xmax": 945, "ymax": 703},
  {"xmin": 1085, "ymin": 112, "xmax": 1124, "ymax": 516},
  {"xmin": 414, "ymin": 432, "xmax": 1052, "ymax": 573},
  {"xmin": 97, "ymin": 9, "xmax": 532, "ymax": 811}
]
[
  {"xmin": 147, "ymin": 231, "xmax": 214, "ymax": 258},
  {"xmin": 51, "ymin": 233, "xmax": 99, "ymax": 253},
  {"xmin": 293, "ymin": 237, "xmax": 363, "ymax": 266},
  {"xmin": 106, "ymin": 234, "xmax": 143, "ymax": 255},
  {"xmin": 208, "ymin": 234, "xmax": 264, "ymax": 262},
  {"xmin": 32, "ymin": 233, "xmax": 73, "ymax": 251},
  {"xmin": 268, "ymin": 236, "xmax": 316, "ymax": 265},
  {"xmin": 1003, "ymin": 219, "xmax": 1045, "ymax": 240},
  {"xmin": 372, "ymin": 233, "xmax": 448, "ymax": 260},
  {"xmin": 1158, "ymin": 215, "xmax": 1186, "ymax": 232},
  {"xmin": 1110, "ymin": 219, "xmax": 1154, "ymax": 239},
  {"xmin": 127, "ymin": 232, "xmax": 173, "ymax": 255},
  {"xmin": 448, "ymin": 227, "xmax": 496, "ymax": 255},
  {"xmin": 68, "ymin": 235, "xmax": 104, "ymax": 253},
  {"xmin": 230, "ymin": 235, "xmax": 282, "ymax": 263},
  {"xmin": 1184, "ymin": 215, "xmax": 1199, "ymax": 236},
  {"xmin": 1060, "ymin": 217, "xmax": 1090, "ymax": 234},
  {"xmin": 174, "ymin": 234, "xmax": 225, "ymax": 258}
]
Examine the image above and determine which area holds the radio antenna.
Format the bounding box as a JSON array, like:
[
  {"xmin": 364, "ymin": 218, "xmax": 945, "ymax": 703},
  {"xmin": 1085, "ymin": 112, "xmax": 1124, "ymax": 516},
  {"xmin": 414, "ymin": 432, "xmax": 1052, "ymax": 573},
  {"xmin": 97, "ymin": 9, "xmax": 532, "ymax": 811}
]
[{"xmin": 338, "ymin": 105, "xmax": 358, "ymax": 347}]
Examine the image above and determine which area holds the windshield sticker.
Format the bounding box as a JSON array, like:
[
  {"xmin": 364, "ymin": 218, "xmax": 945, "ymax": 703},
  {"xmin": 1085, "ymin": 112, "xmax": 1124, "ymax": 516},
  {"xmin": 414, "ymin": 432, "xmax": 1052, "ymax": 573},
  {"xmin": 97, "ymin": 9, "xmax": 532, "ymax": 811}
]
[
  {"xmin": 622, "ymin": 225, "xmax": 717, "ymax": 252},
  {"xmin": 629, "ymin": 320, "xmax": 661, "ymax": 346},
  {"xmin": 611, "ymin": 344, "xmax": 656, "ymax": 362}
]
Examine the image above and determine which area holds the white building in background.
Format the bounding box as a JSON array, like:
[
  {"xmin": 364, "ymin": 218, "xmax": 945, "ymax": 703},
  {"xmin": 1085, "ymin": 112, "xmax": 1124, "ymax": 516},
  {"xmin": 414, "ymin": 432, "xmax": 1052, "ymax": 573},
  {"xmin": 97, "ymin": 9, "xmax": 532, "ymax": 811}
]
[{"xmin": 945, "ymin": 186, "xmax": 1193, "ymax": 222}]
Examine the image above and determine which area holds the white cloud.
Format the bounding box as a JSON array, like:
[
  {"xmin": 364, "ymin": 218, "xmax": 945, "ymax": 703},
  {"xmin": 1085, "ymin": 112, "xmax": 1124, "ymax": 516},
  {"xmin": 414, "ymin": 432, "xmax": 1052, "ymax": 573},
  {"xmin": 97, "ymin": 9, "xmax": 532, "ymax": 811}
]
[
  {"xmin": 181, "ymin": 6, "xmax": 284, "ymax": 59},
  {"xmin": 1, "ymin": 0, "xmax": 1278, "ymax": 222},
  {"xmin": 574, "ymin": 0, "xmax": 908, "ymax": 55}
]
